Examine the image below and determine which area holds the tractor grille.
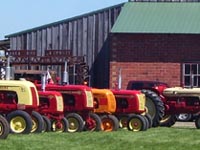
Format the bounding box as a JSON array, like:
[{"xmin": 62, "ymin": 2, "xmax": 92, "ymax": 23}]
[
  {"xmin": 85, "ymin": 91, "xmax": 93, "ymax": 108},
  {"xmin": 137, "ymin": 94, "xmax": 146, "ymax": 111}
]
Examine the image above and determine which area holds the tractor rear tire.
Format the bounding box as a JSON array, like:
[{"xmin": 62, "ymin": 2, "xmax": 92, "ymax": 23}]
[
  {"xmin": 52, "ymin": 117, "xmax": 69, "ymax": 132},
  {"xmin": 85, "ymin": 113, "xmax": 102, "ymax": 131},
  {"xmin": 141, "ymin": 89, "xmax": 164, "ymax": 127},
  {"xmin": 160, "ymin": 114, "xmax": 176, "ymax": 127},
  {"xmin": 101, "ymin": 114, "xmax": 119, "ymax": 132},
  {"xmin": 0, "ymin": 115, "xmax": 9, "ymax": 139},
  {"xmin": 127, "ymin": 114, "xmax": 147, "ymax": 131},
  {"xmin": 195, "ymin": 115, "xmax": 200, "ymax": 129},
  {"xmin": 66, "ymin": 113, "xmax": 84, "ymax": 133},
  {"xmin": 7, "ymin": 110, "xmax": 32, "ymax": 134},
  {"xmin": 42, "ymin": 116, "xmax": 51, "ymax": 132},
  {"xmin": 31, "ymin": 111, "xmax": 44, "ymax": 133}
]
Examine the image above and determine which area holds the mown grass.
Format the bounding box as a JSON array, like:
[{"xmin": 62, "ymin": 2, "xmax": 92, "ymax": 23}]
[{"xmin": 0, "ymin": 126, "xmax": 200, "ymax": 150}]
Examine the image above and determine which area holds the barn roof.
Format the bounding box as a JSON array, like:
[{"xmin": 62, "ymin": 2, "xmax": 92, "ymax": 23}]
[
  {"xmin": 5, "ymin": 3, "xmax": 124, "ymax": 38},
  {"xmin": 111, "ymin": 2, "xmax": 200, "ymax": 34}
]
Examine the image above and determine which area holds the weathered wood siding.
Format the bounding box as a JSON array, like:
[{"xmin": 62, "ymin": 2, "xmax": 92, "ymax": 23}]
[{"xmin": 8, "ymin": 4, "xmax": 123, "ymax": 88}]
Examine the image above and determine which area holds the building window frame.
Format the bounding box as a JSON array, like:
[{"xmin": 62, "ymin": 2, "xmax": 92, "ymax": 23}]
[{"xmin": 182, "ymin": 62, "xmax": 200, "ymax": 88}]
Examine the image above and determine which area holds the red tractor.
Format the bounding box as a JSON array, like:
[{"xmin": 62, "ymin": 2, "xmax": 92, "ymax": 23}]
[
  {"xmin": 111, "ymin": 89, "xmax": 151, "ymax": 131},
  {"xmin": 37, "ymin": 91, "xmax": 69, "ymax": 132},
  {"xmin": 127, "ymin": 80, "xmax": 200, "ymax": 128},
  {"xmin": 36, "ymin": 84, "xmax": 102, "ymax": 133},
  {"xmin": 161, "ymin": 87, "xmax": 200, "ymax": 128}
]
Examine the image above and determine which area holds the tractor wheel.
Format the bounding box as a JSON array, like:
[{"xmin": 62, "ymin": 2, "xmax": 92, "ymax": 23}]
[
  {"xmin": 85, "ymin": 113, "xmax": 102, "ymax": 131},
  {"xmin": 160, "ymin": 114, "xmax": 176, "ymax": 127},
  {"xmin": 195, "ymin": 115, "xmax": 200, "ymax": 129},
  {"xmin": 141, "ymin": 89, "xmax": 164, "ymax": 127},
  {"xmin": 66, "ymin": 113, "xmax": 84, "ymax": 133},
  {"xmin": 145, "ymin": 113, "xmax": 153, "ymax": 128},
  {"xmin": 101, "ymin": 114, "xmax": 119, "ymax": 132},
  {"xmin": 176, "ymin": 114, "xmax": 192, "ymax": 122},
  {"xmin": 7, "ymin": 110, "xmax": 32, "ymax": 134},
  {"xmin": 142, "ymin": 115, "xmax": 149, "ymax": 130},
  {"xmin": 52, "ymin": 117, "xmax": 69, "ymax": 132},
  {"xmin": 0, "ymin": 115, "xmax": 9, "ymax": 139},
  {"xmin": 42, "ymin": 116, "xmax": 51, "ymax": 132},
  {"xmin": 118, "ymin": 114, "xmax": 129, "ymax": 129},
  {"xmin": 31, "ymin": 111, "xmax": 44, "ymax": 133},
  {"xmin": 127, "ymin": 114, "xmax": 147, "ymax": 131}
]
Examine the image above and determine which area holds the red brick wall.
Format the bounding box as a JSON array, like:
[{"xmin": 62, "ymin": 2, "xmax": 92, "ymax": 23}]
[
  {"xmin": 109, "ymin": 33, "xmax": 200, "ymax": 89},
  {"xmin": 110, "ymin": 62, "xmax": 180, "ymax": 89}
]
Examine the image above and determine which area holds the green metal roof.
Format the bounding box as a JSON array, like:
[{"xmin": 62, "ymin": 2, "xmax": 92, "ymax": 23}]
[{"xmin": 111, "ymin": 2, "xmax": 200, "ymax": 34}]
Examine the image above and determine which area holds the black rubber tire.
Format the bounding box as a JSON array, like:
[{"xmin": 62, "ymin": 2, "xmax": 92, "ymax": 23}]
[
  {"xmin": 195, "ymin": 115, "xmax": 200, "ymax": 129},
  {"xmin": 7, "ymin": 110, "xmax": 32, "ymax": 134},
  {"xmin": 66, "ymin": 113, "xmax": 84, "ymax": 133},
  {"xmin": 118, "ymin": 114, "xmax": 129, "ymax": 129},
  {"xmin": 160, "ymin": 114, "xmax": 176, "ymax": 127},
  {"xmin": 141, "ymin": 89, "xmax": 165, "ymax": 127},
  {"xmin": 176, "ymin": 114, "xmax": 192, "ymax": 122},
  {"xmin": 142, "ymin": 115, "xmax": 149, "ymax": 130},
  {"xmin": 31, "ymin": 111, "xmax": 44, "ymax": 133},
  {"xmin": 0, "ymin": 115, "xmax": 9, "ymax": 139},
  {"xmin": 101, "ymin": 114, "xmax": 119, "ymax": 131},
  {"xmin": 85, "ymin": 113, "xmax": 102, "ymax": 131},
  {"xmin": 52, "ymin": 117, "xmax": 69, "ymax": 132},
  {"xmin": 145, "ymin": 113, "xmax": 153, "ymax": 128},
  {"xmin": 42, "ymin": 116, "xmax": 51, "ymax": 132},
  {"xmin": 127, "ymin": 114, "xmax": 147, "ymax": 131}
]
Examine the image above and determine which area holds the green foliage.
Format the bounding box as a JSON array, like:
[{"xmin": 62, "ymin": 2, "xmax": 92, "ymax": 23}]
[{"xmin": 0, "ymin": 127, "xmax": 200, "ymax": 150}]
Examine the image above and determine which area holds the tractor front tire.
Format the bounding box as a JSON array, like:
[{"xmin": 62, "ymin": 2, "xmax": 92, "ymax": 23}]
[
  {"xmin": 141, "ymin": 89, "xmax": 164, "ymax": 127},
  {"xmin": 118, "ymin": 114, "xmax": 129, "ymax": 129},
  {"xmin": 0, "ymin": 115, "xmax": 9, "ymax": 139},
  {"xmin": 66, "ymin": 113, "xmax": 84, "ymax": 133},
  {"xmin": 101, "ymin": 114, "xmax": 119, "ymax": 132},
  {"xmin": 42, "ymin": 116, "xmax": 51, "ymax": 132},
  {"xmin": 52, "ymin": 117, "xmax": 69, "ymax": 132},
  {"xmin": 127, "ymin": 114, "xmax": 147, "ymax": 131},
  {"xmin": 7, "ymin": 110, "xmax": 32, "ymax": 134},
  {"xmin": 145, "ymin": 113, "xmax": 153, "ymax": 128},
  {"xmin": 31, "ymin": 111, "xmax": 44, "ymax": 133},
  {"xmin": 85, "ymin": 113, "xmax": 102, "ymax": 131}
]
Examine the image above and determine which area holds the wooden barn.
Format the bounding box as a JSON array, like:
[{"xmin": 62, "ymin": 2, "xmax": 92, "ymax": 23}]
[{"xmin": 4, "ymin": 1, "xmax": 200, "ymax": 89}]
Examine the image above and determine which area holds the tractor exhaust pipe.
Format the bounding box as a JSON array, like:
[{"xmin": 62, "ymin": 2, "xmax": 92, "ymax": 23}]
[
  {"xmin": 5, "ymin": 56, "xmax": 11, "ymax": 80},
  {"xmin": 118, "ymin": 68, "xmax": 122, "ymax": 90},
  {"xmin": 41, "ymin": 74, "xmax": 46, "ymax": 91},
  {"xmin": 62, "ymin": 61, "xmax": 69, "ymax": 85}
]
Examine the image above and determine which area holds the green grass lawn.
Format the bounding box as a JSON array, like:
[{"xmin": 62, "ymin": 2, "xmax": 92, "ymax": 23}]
[{"xmin": 0, "ymin": 126, "xmax": 200, "ymax": 150}]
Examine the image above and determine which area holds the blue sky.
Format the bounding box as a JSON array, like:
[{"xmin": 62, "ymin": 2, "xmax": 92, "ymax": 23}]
[{"xmin": 0, "ymin": 0, "xmax": 127, "ymax": 40}]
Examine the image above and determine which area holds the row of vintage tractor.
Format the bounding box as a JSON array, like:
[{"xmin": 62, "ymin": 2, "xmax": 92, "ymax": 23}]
[
  {"xmin": 0, "ymin": 76, "xmax": 153, "ymax": 140},
  {"xmin": 1, "ymin": 72, "xmax": 200, "ymax": 139}
]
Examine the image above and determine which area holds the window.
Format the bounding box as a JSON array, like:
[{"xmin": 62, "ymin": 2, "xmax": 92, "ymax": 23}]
[{"xmin": 183, "ymin": 63, "xmax": 200, "ymax": 87}]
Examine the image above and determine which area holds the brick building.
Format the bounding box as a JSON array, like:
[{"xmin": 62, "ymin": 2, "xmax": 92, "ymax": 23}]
[{"xmin": 110, "ymin": 2, "xmax": 200, "ymax": 89}]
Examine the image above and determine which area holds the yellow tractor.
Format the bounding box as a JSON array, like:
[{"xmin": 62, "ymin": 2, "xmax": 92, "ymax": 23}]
[
  {"xmin": 0, "ymin": 80, "xmax": 44, "ymax": 134},
  {"xmin": 92, "ymin": 88, "xmax": 119, "ymax": 131}
]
